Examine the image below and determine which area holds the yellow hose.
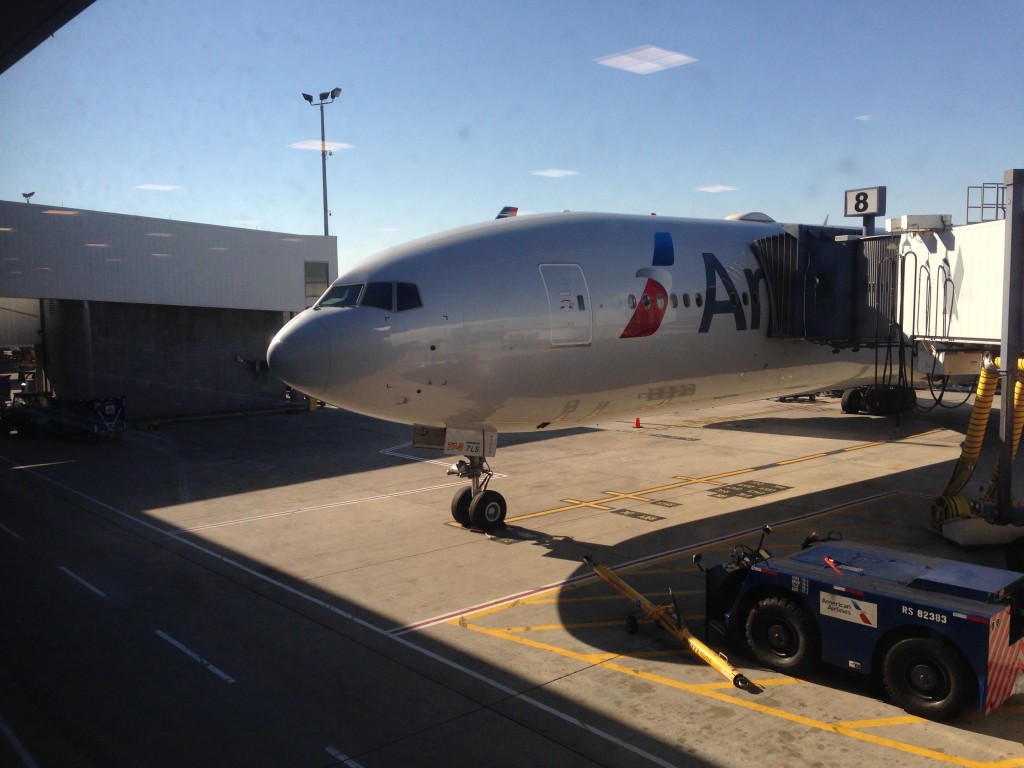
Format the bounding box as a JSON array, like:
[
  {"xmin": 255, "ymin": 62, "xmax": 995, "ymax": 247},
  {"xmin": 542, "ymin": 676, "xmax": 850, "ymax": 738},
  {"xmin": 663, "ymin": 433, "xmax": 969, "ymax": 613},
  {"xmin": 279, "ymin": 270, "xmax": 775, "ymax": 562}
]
[
  {"xmin": 983, "ymin": 357, "xmax": 1024, "ymax": 503},
  {"xmin": 939, "ymin": 356, "xmax": 1000, "ymax": 497}
]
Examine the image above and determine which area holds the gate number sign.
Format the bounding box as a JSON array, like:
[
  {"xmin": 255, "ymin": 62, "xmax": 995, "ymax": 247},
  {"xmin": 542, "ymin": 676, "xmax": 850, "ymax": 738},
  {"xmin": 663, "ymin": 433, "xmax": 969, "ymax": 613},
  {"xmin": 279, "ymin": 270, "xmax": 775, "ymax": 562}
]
[{"xmin": 844, "ymin": 186, "xmax": 886, "ymax": 217}]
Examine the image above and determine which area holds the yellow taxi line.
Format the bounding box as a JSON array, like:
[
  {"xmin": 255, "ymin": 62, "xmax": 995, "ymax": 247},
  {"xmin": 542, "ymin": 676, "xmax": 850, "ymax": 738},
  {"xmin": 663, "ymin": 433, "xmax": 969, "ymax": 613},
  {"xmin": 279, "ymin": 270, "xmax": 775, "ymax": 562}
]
[
  {"xmin": 505, "ymin": 428, "xmax": 946, "ymax": 527},
  {"xmin": 462, "ymin": 614, "xmax": 1023, "ymax": 768}
]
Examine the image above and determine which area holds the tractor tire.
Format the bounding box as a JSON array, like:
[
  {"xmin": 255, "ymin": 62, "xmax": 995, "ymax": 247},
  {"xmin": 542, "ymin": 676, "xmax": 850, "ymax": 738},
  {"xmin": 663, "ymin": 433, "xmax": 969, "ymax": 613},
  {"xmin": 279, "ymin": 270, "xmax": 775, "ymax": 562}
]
[
  {"xmin": 744, "ymin": 595, "xmax": 820, "ymax": 676},
  {"xmin": 881, "ymin": 636, "xmax": 975, "ymax": 719}
]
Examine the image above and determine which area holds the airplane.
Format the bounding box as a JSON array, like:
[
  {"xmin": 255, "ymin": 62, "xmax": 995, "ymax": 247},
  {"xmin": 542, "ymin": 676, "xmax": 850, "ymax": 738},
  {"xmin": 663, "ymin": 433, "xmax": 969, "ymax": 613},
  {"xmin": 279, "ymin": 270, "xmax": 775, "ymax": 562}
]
[{"xmin": 267, "ymin": 208, "xmax": 878, "ymax": 531}]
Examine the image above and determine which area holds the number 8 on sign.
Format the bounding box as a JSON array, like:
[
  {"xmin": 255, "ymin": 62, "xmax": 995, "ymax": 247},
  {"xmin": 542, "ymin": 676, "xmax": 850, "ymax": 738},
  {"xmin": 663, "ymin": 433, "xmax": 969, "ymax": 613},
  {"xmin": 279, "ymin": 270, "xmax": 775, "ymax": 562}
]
[{"xmin": 844, "ymin": 186, "xmax": 886, "ymax": 217}]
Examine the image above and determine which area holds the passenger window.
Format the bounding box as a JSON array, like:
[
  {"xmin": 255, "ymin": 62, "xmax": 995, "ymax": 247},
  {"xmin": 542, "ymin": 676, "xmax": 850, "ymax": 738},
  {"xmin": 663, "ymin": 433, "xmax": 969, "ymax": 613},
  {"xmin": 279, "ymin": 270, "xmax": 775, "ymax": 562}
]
[
  {"xmin": 628, "ymin": 294, "xmax": 637, "ymax": 309},
  {"xmin": 670, "ymin": 293, "xmax": 678, "ymax": 309},
  {"xmin": 317, "ymin": 283, "xmax": 364, "ymax": 308},
  {"xmin": 656, "ymin": 294, "xmax": 665, "ymax": 310},
  {"xmin": 361, "ymin": 282, "xmax": 393, "ymax": 310},
  {"xmin": 742, "ymin": 292, "xmax": 749, "ymax": 306},
  {"xmin": 682, "ymin": 293, "xmax": 691, "ymax": 308},
  {"xmin": 695, "ymin": 293, "xmax": 703, "ymax": 308},
  {"xmin": 397, "ymin": 283, "xmax": 422, "ymax": 311},
  {"xmin": 641, "ymin": 294, "xmax": 651, "ymax": 309}
]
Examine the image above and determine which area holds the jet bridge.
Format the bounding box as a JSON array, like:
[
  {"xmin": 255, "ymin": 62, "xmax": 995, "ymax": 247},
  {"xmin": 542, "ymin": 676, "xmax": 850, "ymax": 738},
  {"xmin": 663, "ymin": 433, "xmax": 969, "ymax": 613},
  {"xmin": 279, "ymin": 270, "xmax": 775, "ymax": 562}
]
[
  {"xmin": 754, "ymin": 213, "xmax": 1011, "ymax": 380},
  {"xmin": 752, "ymin": 223, "xmax": 916, "ymax": 412},
  {"xmin": 752, "ymin": 223, "xmax": 882, "ymax": 345},
  {"xmin": 751, "ymin": 172, "xmax": 1024, "ymax": 560}
]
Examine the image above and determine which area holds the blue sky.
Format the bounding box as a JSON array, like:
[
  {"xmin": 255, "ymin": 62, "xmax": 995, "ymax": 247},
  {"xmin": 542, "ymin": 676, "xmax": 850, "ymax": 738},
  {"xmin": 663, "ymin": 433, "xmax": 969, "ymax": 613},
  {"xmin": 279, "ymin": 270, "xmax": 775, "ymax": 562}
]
[{"xmin": 2, "ymin": 1, "xmax": 1021, "ymax": 270}]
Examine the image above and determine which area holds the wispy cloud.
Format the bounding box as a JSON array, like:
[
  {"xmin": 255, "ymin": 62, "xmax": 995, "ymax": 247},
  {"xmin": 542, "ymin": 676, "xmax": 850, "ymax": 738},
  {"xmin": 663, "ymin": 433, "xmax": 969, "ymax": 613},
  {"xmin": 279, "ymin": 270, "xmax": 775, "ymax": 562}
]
[
  {"xmin": 695, "ymin": 185, "xmax": 737, "ymax": 193},
  {"xmin": 854, "ymin": 114, "xmax": 873, "ymax": 122},
  {"xmin": 289, "ymin": 140, "xmax": 353, "ymax": 152},
  {"xmin": 530, "ymin": 168, "xmax": 579, "ymax": 178},
  {"xmin": 595, "ymin": 45, "xmax": 696, "ymax": 75},
  {"xmin": 135, "ymin": 183, "xmax": 180, "ymax": 191}
]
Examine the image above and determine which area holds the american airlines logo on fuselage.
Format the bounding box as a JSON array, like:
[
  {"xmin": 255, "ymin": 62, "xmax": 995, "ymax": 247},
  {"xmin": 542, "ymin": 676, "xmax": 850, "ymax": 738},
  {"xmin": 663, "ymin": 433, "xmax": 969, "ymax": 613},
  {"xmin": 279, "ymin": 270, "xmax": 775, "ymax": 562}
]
[{"xmin": 619, "ymin": 232, "xmax": 768, "ymax": 338}]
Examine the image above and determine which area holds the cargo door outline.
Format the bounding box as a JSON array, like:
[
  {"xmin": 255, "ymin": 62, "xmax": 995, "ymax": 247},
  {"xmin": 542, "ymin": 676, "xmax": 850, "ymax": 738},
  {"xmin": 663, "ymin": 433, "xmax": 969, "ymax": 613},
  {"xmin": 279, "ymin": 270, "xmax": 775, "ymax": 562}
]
[{"xmin": 539, "ymin": 264, "xmax": 592, "ymax": 346}]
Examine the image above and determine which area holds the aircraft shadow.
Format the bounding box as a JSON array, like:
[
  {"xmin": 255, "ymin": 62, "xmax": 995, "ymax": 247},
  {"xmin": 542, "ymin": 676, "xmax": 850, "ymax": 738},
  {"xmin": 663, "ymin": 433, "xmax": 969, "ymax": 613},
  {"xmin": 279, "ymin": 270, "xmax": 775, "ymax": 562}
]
[{"xmin": 546, "ymin": 464, "xmax": 1023, "ymax": 740}]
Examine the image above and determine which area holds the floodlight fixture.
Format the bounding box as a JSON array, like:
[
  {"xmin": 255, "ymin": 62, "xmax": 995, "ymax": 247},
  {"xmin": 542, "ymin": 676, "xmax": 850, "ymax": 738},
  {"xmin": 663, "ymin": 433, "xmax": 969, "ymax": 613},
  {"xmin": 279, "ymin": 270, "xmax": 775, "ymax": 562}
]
[
  {"xmin": 301, "ymin": 87, "xmax": 343, "ymax": 236},
  {"xmin": 22, "ymin": 192, "xmax": 34, "ymax": 203}
]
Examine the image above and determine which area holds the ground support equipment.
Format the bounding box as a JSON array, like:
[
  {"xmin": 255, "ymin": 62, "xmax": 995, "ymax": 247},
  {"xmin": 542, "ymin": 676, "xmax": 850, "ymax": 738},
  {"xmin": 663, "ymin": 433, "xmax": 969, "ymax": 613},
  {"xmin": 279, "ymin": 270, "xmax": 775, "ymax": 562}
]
[{"xmin": 582, "ymin": 555, "xmax": 761, "ymax": 693}]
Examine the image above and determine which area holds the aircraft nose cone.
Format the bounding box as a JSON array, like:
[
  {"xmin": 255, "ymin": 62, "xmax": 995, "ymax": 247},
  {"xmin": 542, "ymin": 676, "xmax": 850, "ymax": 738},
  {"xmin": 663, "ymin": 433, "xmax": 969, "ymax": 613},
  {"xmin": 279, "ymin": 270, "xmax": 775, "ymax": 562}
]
[{"xmin": 267, "ymin": 314, "xmax": 331, "ymax": 397}]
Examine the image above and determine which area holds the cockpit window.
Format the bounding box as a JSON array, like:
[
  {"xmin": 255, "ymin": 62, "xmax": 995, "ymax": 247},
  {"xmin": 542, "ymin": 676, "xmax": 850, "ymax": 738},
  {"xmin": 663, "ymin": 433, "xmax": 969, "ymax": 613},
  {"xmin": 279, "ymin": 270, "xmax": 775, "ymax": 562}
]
[
  {"xmin": 397, "ymin": 282, "xmax": 422, "ymax": 311},
  {"xmin": 317, "ymin": 283, "xmax": 363, "ymax": 308},
  {"xmin": 361, "ymin": 282, "xmax": 394, "ymax": 310},
  {"xmin": 318, "ymin": 281, "xmax": 422, "ymax": 312}
]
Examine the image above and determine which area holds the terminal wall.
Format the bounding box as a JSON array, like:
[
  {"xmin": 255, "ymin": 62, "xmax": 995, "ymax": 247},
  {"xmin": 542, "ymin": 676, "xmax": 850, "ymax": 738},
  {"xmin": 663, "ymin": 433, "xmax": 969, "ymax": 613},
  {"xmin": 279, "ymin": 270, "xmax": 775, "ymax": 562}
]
[
  {"xmin": 0, "ymin": 200, "xmax": 337, "ymax": 312},
  {"xmin": 0, "ymin": 298, "xmax": 40, "ymax": 347},
  {"xmin": 42, "ymin": 299, "xmax": 290, "ymax": 420}
]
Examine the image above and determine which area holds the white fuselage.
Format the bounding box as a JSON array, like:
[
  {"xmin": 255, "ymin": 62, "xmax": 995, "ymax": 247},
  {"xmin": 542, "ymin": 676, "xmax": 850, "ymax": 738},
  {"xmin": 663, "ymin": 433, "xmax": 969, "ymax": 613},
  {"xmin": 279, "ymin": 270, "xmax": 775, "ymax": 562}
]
[{"xmin": 268, "ymin": 212, "xmax": 876, "ymax": 432}]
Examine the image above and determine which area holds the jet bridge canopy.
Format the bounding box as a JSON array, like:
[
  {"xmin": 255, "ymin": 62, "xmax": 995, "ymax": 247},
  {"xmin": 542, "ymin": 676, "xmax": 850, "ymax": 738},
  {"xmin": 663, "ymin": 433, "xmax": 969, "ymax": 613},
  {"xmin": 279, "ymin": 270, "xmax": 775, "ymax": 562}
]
[{"xmin": 751, "ymin": 223, "xmax": 896, "ymax": 345}]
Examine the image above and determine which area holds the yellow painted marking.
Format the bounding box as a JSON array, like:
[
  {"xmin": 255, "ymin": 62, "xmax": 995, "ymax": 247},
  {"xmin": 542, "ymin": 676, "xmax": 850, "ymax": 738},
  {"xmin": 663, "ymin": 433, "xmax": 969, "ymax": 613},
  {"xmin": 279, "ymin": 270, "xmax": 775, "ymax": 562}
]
[
  {"xmin": 691, "ymin": 677, "xmax": 802, "ymax": 691},
  {"xmin": 603, "ymin": 491, "xmax": 655, "ymax": 503},
  {"xmin": 590, "ymin": 659, "xmax": 1024, "ymax": 768},
  {"xmin": 621, "ymin": 649, "xmax": 688, "ymax": 660},
  {"xmin": 560, "ymin": 499, "xmax": 616, "ymax": 510},
  {"xmin": 503, "ymin": 426, "xmax": 953, "ymax": 527},
  {"xmin": 445, "ymin": 511, "xmax": 1024, "ymax": 768},
  {"xmin": 459, "ymin": 620, "xmax": 619, "ymax": 664},
  {"xmin": 672, "ymin": 468, "xmax": 755, "ymax": 485},
  {"xmin": 531, "ymin": 593, "xmax": 642, "ymax": 606},
  {"xmin": 504, "ymin": 621, "xmax": 623, "ymax": 632},
  {"xmin": 842, "ymin": 441, "xmax": 884, "ymax": 452},
  {"xmin": 777, "ymin": 453, "xmax": 827, "ymax": 465},
  {"xmin": 837, "ymin": 716, "xmax": 924, "ymax": 729}
]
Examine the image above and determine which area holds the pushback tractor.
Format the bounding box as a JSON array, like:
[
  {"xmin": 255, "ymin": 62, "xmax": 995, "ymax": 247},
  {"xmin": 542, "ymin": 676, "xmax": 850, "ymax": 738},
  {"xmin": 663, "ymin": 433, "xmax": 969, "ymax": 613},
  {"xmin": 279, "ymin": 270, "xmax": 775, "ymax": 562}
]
[{"xmin": 699, "ymin": 528, "xmax": 1024, "ymax": 719}]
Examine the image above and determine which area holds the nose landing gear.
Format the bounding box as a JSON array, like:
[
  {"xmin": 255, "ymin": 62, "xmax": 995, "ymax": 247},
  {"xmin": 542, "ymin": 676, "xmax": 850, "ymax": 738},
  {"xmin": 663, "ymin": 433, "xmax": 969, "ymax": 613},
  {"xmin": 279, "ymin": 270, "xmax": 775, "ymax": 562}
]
[{"xmin": 448, "ymin": 455, "xmax": 507, "ymax": 531}]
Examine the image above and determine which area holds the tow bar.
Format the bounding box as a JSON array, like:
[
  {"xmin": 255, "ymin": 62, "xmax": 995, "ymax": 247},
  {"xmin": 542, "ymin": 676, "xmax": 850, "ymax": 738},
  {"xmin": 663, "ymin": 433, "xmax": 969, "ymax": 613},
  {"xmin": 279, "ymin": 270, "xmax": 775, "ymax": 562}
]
[{"xmin": 582, "ymin": 555, "xmax": 762, "ymax": 694}]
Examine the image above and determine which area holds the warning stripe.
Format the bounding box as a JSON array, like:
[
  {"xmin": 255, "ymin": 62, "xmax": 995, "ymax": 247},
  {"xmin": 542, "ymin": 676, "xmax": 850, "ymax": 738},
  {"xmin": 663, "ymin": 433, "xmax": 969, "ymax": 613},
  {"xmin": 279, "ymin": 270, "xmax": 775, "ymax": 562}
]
[{"xmin": 984, "ymin": 606, "xmax": 1024, "ymax": 713}]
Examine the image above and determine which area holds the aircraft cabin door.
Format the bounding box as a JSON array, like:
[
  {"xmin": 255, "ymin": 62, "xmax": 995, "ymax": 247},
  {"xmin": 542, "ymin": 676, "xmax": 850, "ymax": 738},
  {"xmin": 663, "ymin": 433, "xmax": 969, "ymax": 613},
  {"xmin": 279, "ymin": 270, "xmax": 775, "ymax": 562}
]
[{"xmin": 539, "ymin": 263, "xmax": 592, "ymax": 347}]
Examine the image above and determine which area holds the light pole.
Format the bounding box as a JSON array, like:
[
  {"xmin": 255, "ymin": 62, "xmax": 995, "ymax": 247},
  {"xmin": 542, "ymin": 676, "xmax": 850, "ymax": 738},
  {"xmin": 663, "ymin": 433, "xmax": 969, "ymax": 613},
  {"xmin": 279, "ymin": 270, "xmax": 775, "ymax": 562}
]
[{"xmin": 302, "ymin": 87, "xmax": 342, "ymax": 236}]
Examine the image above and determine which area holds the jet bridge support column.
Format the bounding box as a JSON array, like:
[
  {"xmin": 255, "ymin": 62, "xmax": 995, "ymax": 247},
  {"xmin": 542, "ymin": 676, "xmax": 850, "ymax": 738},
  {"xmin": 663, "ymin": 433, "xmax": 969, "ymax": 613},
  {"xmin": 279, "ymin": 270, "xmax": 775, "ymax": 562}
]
[{"xmin": 999, "ymin": 169, "xmax": 1024, "ymax": 520}]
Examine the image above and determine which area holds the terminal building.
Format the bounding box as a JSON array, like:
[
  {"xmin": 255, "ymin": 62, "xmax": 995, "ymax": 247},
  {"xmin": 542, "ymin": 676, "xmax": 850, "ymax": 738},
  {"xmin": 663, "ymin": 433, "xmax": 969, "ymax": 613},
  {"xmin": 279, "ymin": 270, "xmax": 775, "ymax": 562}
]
[{"xmin": 0, "ymin": 200, "xmax": 336, "ymax": 420}]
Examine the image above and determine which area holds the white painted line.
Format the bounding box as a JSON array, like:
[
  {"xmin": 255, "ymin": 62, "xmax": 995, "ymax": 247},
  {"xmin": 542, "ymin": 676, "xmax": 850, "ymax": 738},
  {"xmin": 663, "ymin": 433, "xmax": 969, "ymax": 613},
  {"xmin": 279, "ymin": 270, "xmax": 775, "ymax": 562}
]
[
  {"xmin": 175, "ymin": 480, "xmax": 470, "ymax": 533},
  {"xmin": 373, "ymin": 617, "xmax": 680, "ymax": 768},
  {"xmin": 10, "ymin": 460, "xmax": 77, "ymax": 471},
  {"xmin": 390, "ymin": 579, "xmax": 586, "ymax": 635},
  {"xmin": 325, "ymin": 745, "xmax": 365, "ymax": 766},
  {"xmin": 391, "ymin": 491, "xmax": 902, "ymax": 635},
  {"xmin": 0, "ymin": 522, "xmax": 24, "ymax": 541},
  {"xmin": 381, "ymin": 442, "xmax": 508, "ymax": 477},
  {"xmin": 58, "ymin": 566, "xmax": 107, "ymax": 598},
  {"xmin": 155, "ymin": 630, "xmax": 236, "ymax": 684},
  {"xmin": 0, "ymin": 458, "xmax": 355, "ymax": 620},
  {"xmin": 0, "ymin": 714, "xmax": 41, "ymax": 768},
  {"xmin": 171, "ymin": 442, "xmax": 510, "ymax": 532},
  {"xmin": 3, "ymin": 455, "xmax": 686, "ymax": 767},
  {"xmin": 380, "ymin": 441, "xmax": 453, "ymax": 467}
]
